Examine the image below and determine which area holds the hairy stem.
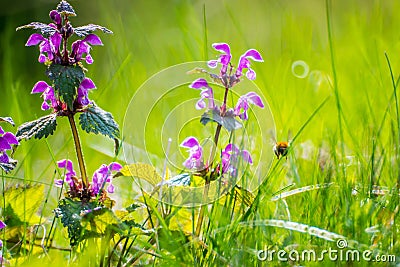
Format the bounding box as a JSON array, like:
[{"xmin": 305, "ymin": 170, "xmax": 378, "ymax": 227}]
[
  {"xmin": 67, "ymin": 113, "xmax": 88, "ymax": 188},
  {"xmin": 196, "ymin": 85, "xmax": 229, "ymax": 237}
]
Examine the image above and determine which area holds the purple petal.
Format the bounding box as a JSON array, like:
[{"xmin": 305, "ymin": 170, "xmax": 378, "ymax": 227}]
[
  {"xmin": 97, "ymin": 164, "xmax": 109, "ymax": 175},
  {"xmin": 0, "ymin": 153, "xmax": 9, "ymax": 163},
  {"xmin": 246, "ymin": 92, "xmax": 265, "ymax": 108},
  {"xmin": 180, "ymin": 136, "xmax": 199, "ymax": 148},
  {"xmin": 183, "ymin": 158, "xmax": 194, "ymax": 169},
  {"xmin": 207, "ymin": 60, "xmax": 218, "ymax": 68},
  {"xmin": 195, "ymin": 98, "xmax": 206, "ymax": 110},
  {"xmin": 54, "ymin": 179, "xmax": 64, "ymax": 187},
  {"xmin": 0, "ymin": 220, "xmax": 6, "ymax": 229},
  {"xmin": 38, "ymin": 54, "xmax": 47, "ymax": 63},
  {"xmin": 50, "ymin": 32, "xmax": 62, "ymax": 50},
  {"xmin": 225, "ymin": 143, "xmax": 240, "ymax": 154},
  {"xmin": 107, "ymin": 183, "xmax": 115, "ymax": 193},
  {"xmin": 3, "ymin": 132, "xmax": 19, "ymax": 145},
  {"xmin": 239, "ymin": 112, "xmax": 248, "ymax": 120},
  {"xmin": 71, "ymin": 40, "xmax": 80, "ymax": 55},
  {"xmin": 26, "ymin": 33, "xmax": 45, "ymax": 46},
  {"xmin": 109, "ymin": 162, "xmax": 122, "ymax": 171},
  {"xmin": 212, "ymin": 43, "xmax": 231, "ymax": 55},
  {"xmin": 65, "ymin": 175, "xmax": 73, "ymax": 186},
  {"xmin": 85, "ymin": 55, "xmax": 94, "ymax": 64},
  {"xmin": 80, "ymin": 78, "xmax": 96, "ymax": 90},
  {"xmin": 57, "ymin": 159, "xmax": 75, "ymax": 174},
  {"xmin": 189, "ymin": 78, "xmax": 209, "ymax": 89},
  {"xmin": 241, "ymin": 150, "xmax": 253, "ymax": 164},
  {"xmin": 83, "ymin": 34, "xmax": 103, "ymax": 46},
  {"xmin": 41, "ymin": 102, "xmax": 50, "ymax": 110},
  {"xmin": 0, "ymin": 137, "xmax": 11, "ymax": 150},
  {"xmin": 31, "ymin": 81, "xmax": 49, "ymax": 94},
  {"xmin": 246, "ymin": 69, "xmax": 256, "ymax": 80},
  {"xmin": 49, "ymin": 10, "xmax": 61, "ymax": 25},
  {"xmin": 39, "ymin": 40, "xmax": 51, "ymax": 54},
  {"xmin": 78, "ymin": 41, "xmax": 90, "ymax": 54},
  {"xmin": 0, "ymin": 127, "xmax": 4, "ymax": 135},
  {"xmin": 242, "ymin": 49, "xmax": 263, "ymax": 62},
  {"xmin": 219, "ymin": 54, "xmax": 232, "ymax": 66}
]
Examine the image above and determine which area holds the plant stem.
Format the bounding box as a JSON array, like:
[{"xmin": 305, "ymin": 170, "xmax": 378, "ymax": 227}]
[
  {"xmin": 196, "ymin": 85, "xmax": 229, "ymax": 237},
  {"xmin": 67, "ymin": 113, "xmax": 88, "ymax": 188},
  {"xmin": 195, "ymin": 183, "xmax": 210, "ymax": 237}
]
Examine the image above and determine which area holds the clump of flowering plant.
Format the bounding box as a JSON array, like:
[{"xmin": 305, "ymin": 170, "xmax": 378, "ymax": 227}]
[
  {"xmin": 182, "ymin": 42, "xmax": 264, "ymax": 235},
  {"xmin": 15, "ymin": 1, "xmax": 124, "ymax": 247},
  {"xmin": 55, "ymin": 159, "xmax": 122, "ymax": 201},
  {"xmin": 183, "ymin": 43, "xmax": 264, "ymax": 181},
  {"xmin": 16, "ymin": 0, "xmax": 119, "ymax": 192}
]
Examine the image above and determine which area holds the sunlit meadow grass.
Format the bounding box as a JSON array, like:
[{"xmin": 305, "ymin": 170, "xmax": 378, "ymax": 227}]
[{"xmin": 1, "ymin": 0, "xmax": 400, "ymax": 266}]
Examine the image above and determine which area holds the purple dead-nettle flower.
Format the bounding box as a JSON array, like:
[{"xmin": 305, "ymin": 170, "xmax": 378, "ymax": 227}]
[
  {"xmin": 49, "ymin": 10, "xmax": 62, "ymax": 26},
  {"xmin": 221, "ymin": 143, "xmax": 253, "ymax": 176},
  {"xmin": 26, "ymin": 31, "xmax": 62, "ymax": 64},
  {"xmin": 90, "ymin": 162, "xmax": 122, "ymax": 194},
  {"xmin": 0, "ymin": 220, "xmax": 5, "ymax": 230},
  {"xmin": 77, "ymin": 78, "xmax": 96, "ymax": 106},
  {"xmin": 56, "ymin": 159, "xmax": 76, "ymax": 187},
  {"xmin": 31, "ymin": 81, "xmax": 58, "ymax": 111},
  {"xmin": 180, "ymin": 136, "xmax": 204, "ymax": 170},
  {"xmin": 189, "ymin": 78, "xmax": 215, "ymax": 110},
  {"xmin": 0, "ymin": 128, "xmax": 19, "ymax": 164},
  {"xmin": 70, "ymin": 34, "xmax": 103, "ymax": 64},
  {"xmin": 235, "ymin": 49, "xmax": 263, "ymax": 80},
  {"xmin": 207, "ymin": 43, "xmax": 232, "ymax": 75},
  {"xmin": 234, "ymin": 91, "xmax": 265, "ymax": 120}
]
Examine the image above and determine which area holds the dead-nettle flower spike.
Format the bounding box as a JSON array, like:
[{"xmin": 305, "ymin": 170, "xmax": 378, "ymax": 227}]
[
  {"xmin": 17, "ymin": 1, "xmax": 112, "ymax": 112},
  {"xmin": 182, "ymin": 42, "xmax": 264, "ymax": 176},
  {"xmin": 56, "ymin": 160, "xmax": 122, "ymax": 198}
]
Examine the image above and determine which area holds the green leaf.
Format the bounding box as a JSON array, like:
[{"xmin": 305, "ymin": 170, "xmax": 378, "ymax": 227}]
[
  {"xmin": 81, "ymin": 207, "xmax": 122, "ymax": 235},
  {"xmin": 126, "ymin": 203, "xmax": 141, "ymax": 212},
  {"xmin": 16, "ymin": 114, "xmax": 57, "ymax": 141},
  {"xmin": 16, "ymin": 22, "xmax": 57, "ymax": 37},
  {"xmin": 74, "ymin": 24, "xmax": 113, "ymax": 37},
  {"xmin": 160, "ymin": 173, "xmax": 191, "ymax": 187},
  {"xmin": 0, "ymin": 158, "xmax": 17, "ymax": 173},
  {"xmin": 56, "ymin": 0, "xmax": 76, "ymax": 16},
  {"xmin": 54, "ymin": 198, "xmax": 85, "ymax": 246},
  {"xmin": 200, "ymin": 108, "xmax": 242, "ymax": 131},
  {"xmin": 0, "ymin": 117, "xmax": 15, "ymax": 126},
  {"xmin": 115, "ymin": 163, "xmax": 162, "ymax": 186},
  {"xmin": 46, "ymin": 64, "xmax": 85, "ymax": 109},
  {"xmin": 0, "ymin": 184, "xmax": 44, "ymax": 226},
  {"xmin": 79, "ymin": 103, "xmax": 120, "ymax": 139}
]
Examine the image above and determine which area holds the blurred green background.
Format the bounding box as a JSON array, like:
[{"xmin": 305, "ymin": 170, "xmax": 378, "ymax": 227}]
[{"xmin": 1, "ymin": 0, "xmax": 400, "ymax": 206}]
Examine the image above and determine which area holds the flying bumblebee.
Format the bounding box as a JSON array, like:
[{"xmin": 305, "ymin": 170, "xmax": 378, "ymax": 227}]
[
  {"xmin": 273, "ymin": 141, "xmax": 290, "ymax": 159},
  {"xmin": 270, "ymin": 130, "xmax": 291, "ymax": 160}
]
